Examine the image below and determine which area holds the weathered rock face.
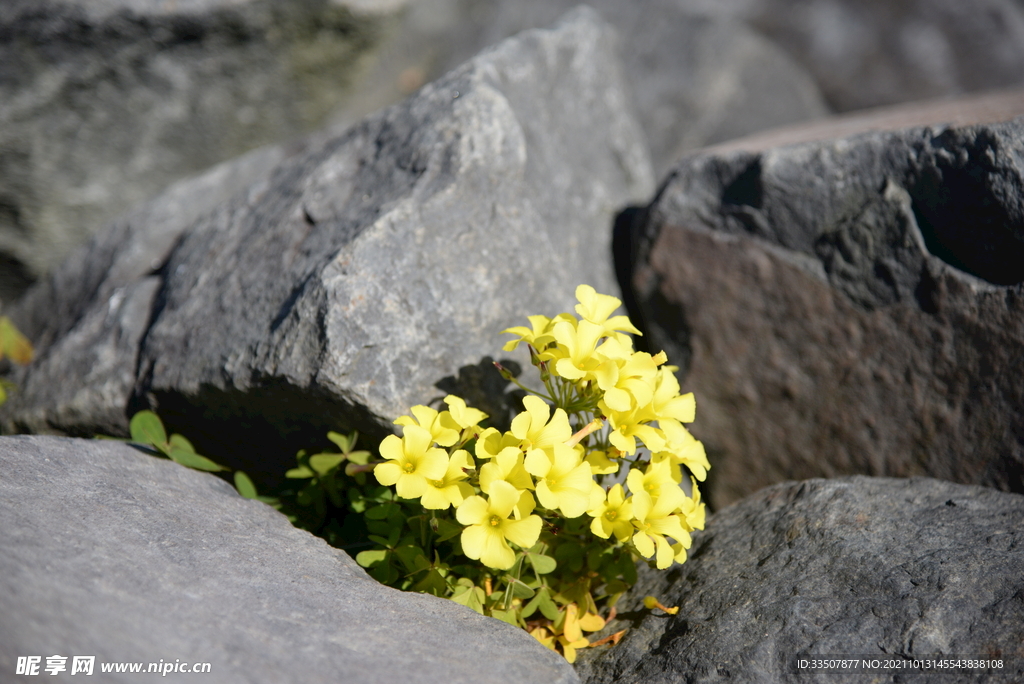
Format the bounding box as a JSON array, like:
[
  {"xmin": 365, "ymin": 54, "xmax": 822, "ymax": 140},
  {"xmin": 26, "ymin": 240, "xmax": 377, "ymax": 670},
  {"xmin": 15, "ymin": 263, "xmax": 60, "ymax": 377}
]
[
  {"xmin": 575, "ymin": 477, "xmax": 1024, "ymax": 684},
  {"xmin": 344, "ymin": 0, "xmax": 827, "ymax": 178},
  {"xmin": 628, "ymin": 118, "xmax": 1024, "ymax": 508},
  {"xmin": 0, "ymin": 435, "xmax": 579, "ymax": 684},
  {"xmin": 2, "ymin": 8, "xmax": 654, "ymax": 484},
  {"xmin": 0, "ymin": 0, "xmax": 394, "ymax": 302},
  {"xmin": 693, "ymin": 0, "xmax": 1024, "ymax": 112}
]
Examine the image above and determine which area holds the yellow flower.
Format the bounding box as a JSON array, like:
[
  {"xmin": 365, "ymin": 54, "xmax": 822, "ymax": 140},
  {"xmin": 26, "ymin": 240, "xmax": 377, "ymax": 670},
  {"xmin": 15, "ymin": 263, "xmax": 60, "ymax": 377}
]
[
  {"xmin": 501, "ymin": 315, "xmax": 557, "ymax": 352},
  {"xmin": 547, "ymin": 319, "xmax": 606, "ymax": 382},
  {"xmin": 584, "ymin": 448, "xmax": 621, "ymax": 476},
  {"xmin": 510, "ymin": 396, "xmax": 572, "ymax": 452},
  {"xmin": 456, "ymin": 481, "xmax": 542, "ymax": 569},
  {"xmin": 393, "ymin": 405, "xmax": 460, "ymax": 447},
  {"xmin": 627, "ymin": 459, "xmax": 683, "ymax": 504},
  {"xmin": 474, "ymin": 427, "xmax": 521, "ymax": 460},
  {"xmin": 653, "ymin": 420, "xmax": 710, "ymax": 482},
  {"xmin": 524, "ymin": 442, "xmax": 594, "ymax": 518},
  {"xmin": 639, "ymin": 368, "xmax": 696, "ymax": 426},
  {"xmin": 678, "ymin": 477, "xmax": 706, "ymax": 533},
  {"xmin": 419, "ymin": 449, "xmax": 475, "ymax": 510},
  {"xmin": 374, "ymin": 425, "xmax": 449, "ymax": 500},
  {"xmin": 593, "ymin": 340, "xmax": 659, "ymax": 413},
  {"xmin": 587, "ymin": 483, "xmax": 634, "ymax": 542},
  {"xmin": 605, "ymin": 406, "xmax": 666, "ymax": 455},
  {"xmin": 442, "ymin": 395, "xmax": 488, "ymax": 432},
  {"xmin": 573, "ymin": 284, "xmax": 641, "ymax": 339},
  {"xmin": 479, "ymin": 446, "xmax": 534, "ymax": 494},
  {"xmin": 629, "ymin": 474, "xmax": 692, "ymax": 569}
]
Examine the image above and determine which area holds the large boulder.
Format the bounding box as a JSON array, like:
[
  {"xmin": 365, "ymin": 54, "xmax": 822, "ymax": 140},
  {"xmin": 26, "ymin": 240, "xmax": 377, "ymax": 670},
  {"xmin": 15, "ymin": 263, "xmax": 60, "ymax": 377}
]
[
  {"xmin": 627, "ymin": 117, "xmax": 1024, "ymax": 507},
  {"xmin": 341, "ymin": 0, "xmax": 828, "ymax": 177},
  {"xmin": 575, "ymin": 477, "xmax": 1024, "ymax": 684},
  {"xmin": 694, "ymin": 0, "xmax": 1024, "ymax": 112},
  {"xmin": 1, "ymin": 8, "xmax": 654, "ymax": 484},
  {"xmin": 0, "ymin": 435, "xmax": 579, "ymax": 684},
  {"xmin": 0, "ymin": 0, "xmax": 398, "ymax": 302}
]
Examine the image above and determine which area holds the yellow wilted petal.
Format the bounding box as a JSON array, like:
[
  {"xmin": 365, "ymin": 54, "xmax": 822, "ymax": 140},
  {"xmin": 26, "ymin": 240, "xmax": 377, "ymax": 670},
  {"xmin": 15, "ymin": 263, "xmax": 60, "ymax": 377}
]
[
  {"xmin": 0, "ymin": 317, "xmax": 33, "ymax": 365},
  {"xmin": 579, "ymin": 612, "xmax": 606, "ymax": 632}
]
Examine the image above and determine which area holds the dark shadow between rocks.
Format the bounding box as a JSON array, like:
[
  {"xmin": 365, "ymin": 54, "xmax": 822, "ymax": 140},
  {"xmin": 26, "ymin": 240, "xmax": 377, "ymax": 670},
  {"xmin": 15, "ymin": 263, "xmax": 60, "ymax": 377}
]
[
  {"xmin": 129, "ymin": 379, "xmax": 393, "ymax": 493},
  {"xmin": 433, "ymin": 356, "xmax": 524, "ymax": 434},
  {"xmin": 909, "ymin": 128, "xmax": 1024, "ymax": 286},
  {"xmin": 613, "ymin": 205, "xmax": 694, "ymax": 379}
]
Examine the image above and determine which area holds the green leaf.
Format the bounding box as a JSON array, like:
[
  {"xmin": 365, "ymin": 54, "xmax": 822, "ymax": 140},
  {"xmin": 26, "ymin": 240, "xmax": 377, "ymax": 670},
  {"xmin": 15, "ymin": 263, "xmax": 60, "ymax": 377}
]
[
  {"xmin": 504, "ymin": 575, "xmax": 535, "ymax": 600},
  {"xmin": 169, "ymin": 433, "xmax": 196, "ymax": 453},
  {"xmin": 309, "ymin": 453, "xmax": 346, "ymax": 475},
  {"xmin": 129, "ymin": 410, "xmax": 167, "ymax": 447},
  {"xmin": 326, "ymin": 431, "xmax": 353, "ymax": 452},
  {"xmin": 285, "ymin": 466, "xmax": 315, "ymax": 479},
  {"xmin": 366, "ymin": 503, "xmax": 398, "ymax": 520},
  {"xmin": 411, "ymin": 568, "xmax": 447, "ymax": 596},
  {"xmin": 346, "ymin": 450, "xmax": 372, "ymax": 465},
  {"xmin": 167, "ymin": 446, "xmax": 227, "ymax": 472},
  {"xmin": 555, "ymin": 541, "xmax": 585, "ymax": 573},
  {"xmin": 434, "ymin": 518, "xmax": 463, "ymax": 542},
  {"xmin": 527, "ymin": 552, "xmax": 557, "ymax": 575},
  {"xmin": 367, "ymin": 534, "xmax": 392, "ymax": 547},
  {"xmin": 234, "ymin": 471, "xmax": 258, "ymax": 499},
  {"xmin": 538, "ymin": 590, "xmax": 559, "ymax": 621},
  {"xmin": 521, "ymin": 586, "xmax": 549, "ymax": 619},
  {"xmin": 450, "ymin": 583, "xmax": 485, "ymax": 614},
  {"xmin": 355, "ymin": 549, "xmax": 388, "ymax": 568},
  {"xmin": 489, "ymin": 608, "xmax": 519, "ymax": 627}
]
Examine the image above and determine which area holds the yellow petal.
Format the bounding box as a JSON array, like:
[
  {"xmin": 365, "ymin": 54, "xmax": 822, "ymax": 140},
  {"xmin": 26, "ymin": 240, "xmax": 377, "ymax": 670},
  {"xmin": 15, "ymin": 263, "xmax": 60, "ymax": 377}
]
[{"xmin": 504, "ymin": 515, "xmax": 542, "ymax": 549}]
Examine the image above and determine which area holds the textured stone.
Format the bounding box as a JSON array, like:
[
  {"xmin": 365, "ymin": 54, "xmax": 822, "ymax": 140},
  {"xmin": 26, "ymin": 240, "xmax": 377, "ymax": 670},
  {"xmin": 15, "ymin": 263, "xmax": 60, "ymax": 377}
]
[
  {"xmin": 1, "ymin": 142, "xmax": 297, "ymax": 439},
  {"xmin": 0, "ymin": 435, "xmax": 579, "ymax": 684},
  {"xmin": 344, "ymin": 0, "xmax": 827, "ymax": 177},
  {"xmin": 628, "ymin": 118, "xmax": 1024, "ymax": 507},
  {"xmin": 691, "ymin": 0, "xmax": 1024, "ymax": 112},
  {"xmin": 1, "ymin": 8, "xmax": 653, "ymax": 485},
  {"xmin": 0, "ymin": 0, "xmax": 394, "ymax": 301},
  {"xmin": 704, "ymin": 87, "xmax": 1024, "ymax": 155},
  {"xmin": 575, "ymin": 477, "xmax": 1024, "ymax": 684}
]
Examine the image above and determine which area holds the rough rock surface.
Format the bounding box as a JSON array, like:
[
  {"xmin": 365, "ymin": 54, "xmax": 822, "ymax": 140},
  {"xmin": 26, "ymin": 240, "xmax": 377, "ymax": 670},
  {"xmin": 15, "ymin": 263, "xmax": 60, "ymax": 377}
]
[
  {"xmin": 628, "ymin": 118, "xmax": 1024, "ymax": 507},
  {"xmin": 0, "ymin": 435, "xmax": 578, "ymax": 684},
  {"xmin": 1, "ymin": 142, "xmax": 299, "ymax": 440},
  {"xmin": 692, "ymin": 0, "xmax": 1024, "ymax": 112},
  {"xmin": 0, "ymin": 0, "xmax": 394, "ymax": 301},
  {"xmin": 1, "ymin": 8, "xmax": 653, "ymax": 484},
  {"xmin": 575, "ymin": 476, "xmax": 1024, "ymax": 684},
  {"xmin": 344, "ymin": 0, "xmax": 827, "ymax": 178}
]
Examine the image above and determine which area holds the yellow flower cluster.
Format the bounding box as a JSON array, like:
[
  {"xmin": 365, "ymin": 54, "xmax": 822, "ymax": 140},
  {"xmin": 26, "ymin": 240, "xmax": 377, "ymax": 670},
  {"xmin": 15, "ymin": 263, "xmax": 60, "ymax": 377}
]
[{"xmin": 375, "ymin": 285, "xmax": 708, "ymax": 571}]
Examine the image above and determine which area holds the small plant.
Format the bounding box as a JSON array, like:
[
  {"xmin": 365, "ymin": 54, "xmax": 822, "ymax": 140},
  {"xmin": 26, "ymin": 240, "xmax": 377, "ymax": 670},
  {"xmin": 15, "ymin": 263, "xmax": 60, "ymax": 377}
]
[
  {"xmin": 350, "ymin": 285, "xmax": 709, "ymax": 661},
  {"xmin": 124, "ymin": 410, "xmax": 258, "ymax": 499}
]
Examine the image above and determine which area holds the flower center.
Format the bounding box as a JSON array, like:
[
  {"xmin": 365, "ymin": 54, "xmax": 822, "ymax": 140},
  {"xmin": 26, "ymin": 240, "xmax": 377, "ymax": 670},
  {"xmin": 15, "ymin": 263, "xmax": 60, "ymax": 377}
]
[
  {"xmin": 431, "ymin": 479, "xmax": 444, "ymax": 487},
  {"xmin": 605, "ymin": 510, "xmax": 618, "ymax": 521},
  {"xmin": 403, "ymin": 463, "xmax": 416, "ymax": 474},
  {"xmin": 489, "ymin": 515, "xmax": 502, "ymax": 527}
]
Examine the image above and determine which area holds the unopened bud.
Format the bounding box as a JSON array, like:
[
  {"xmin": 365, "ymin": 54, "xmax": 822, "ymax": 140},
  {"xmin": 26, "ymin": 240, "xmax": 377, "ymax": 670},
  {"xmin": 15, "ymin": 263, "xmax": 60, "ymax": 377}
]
[
  {"xmin": 643, "ymin": 596, "xmax": 679, "ymax": 615},
  {"xmin": 493, "ymin": 361, "xmax": 514, "ymax": 381}
]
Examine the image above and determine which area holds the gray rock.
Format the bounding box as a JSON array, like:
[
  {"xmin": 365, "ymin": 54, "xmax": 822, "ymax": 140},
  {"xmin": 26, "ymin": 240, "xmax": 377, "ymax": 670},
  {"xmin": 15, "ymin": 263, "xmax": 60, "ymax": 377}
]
[
  {"xmin": 0, "ymin": 0, "xmax": 396, "ymax": 301},
  {"xmin": 341, "ymin": 0, "xmax": 827, "ymax": 177},
  {"xmin": 0, "ymin": 435, "xmax": 578, "ymax": 684},
  {"xmin": 628, "ymin": 118, "xmax": 1024, "ymax": 507},
  {"xmin": 575, "ymin": 476, "xmax": 1024, "ymax": 684},
  {"xmin": 2, "ymin": 142, "xmax": 298, "ymax": 439},
  {"xmin": 691, "ymin": 0, "xmax": 1024, "ymax": 112},
  {"xmin": 2, "ymin": 8, "xmax": 653, "ymax": 485}
]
